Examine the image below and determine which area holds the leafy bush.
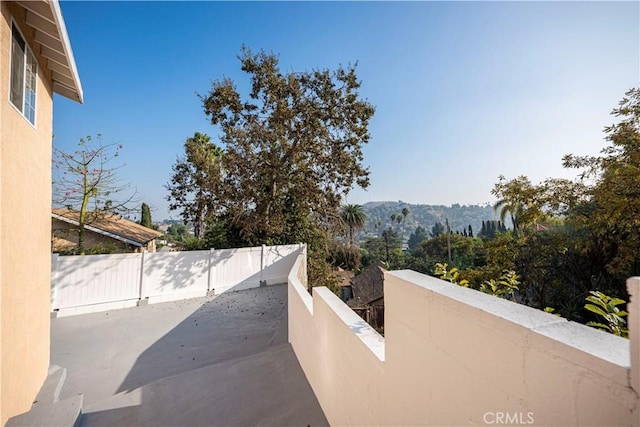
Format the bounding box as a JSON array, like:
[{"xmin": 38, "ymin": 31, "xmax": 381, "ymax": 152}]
[
  {"xmin": 57, "ymin": 243, "xmax": 122, "ymax": 255},
  {"xmin": 584, "ymin": 291, "xmax": 628, "ymax": 338},
  {"xmin": 434, "ymin": 263, "xmax": 469, "ymax": 287},
  {"xmin": 480, "ymin": 270, "xmax": 520, "ymax": 300}
]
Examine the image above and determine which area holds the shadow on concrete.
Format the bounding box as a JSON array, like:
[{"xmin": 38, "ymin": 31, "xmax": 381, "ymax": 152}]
[
  {"xmin": 81, "ymin": 343, "xmax": 325, "ymax": 426},
  {"xmin": 59, "ymin": 284, "xmax": 327, "ymax": 427},
  {"xmin": 117, "ymin": 285, "xmax": 288, "ymax": 393}
]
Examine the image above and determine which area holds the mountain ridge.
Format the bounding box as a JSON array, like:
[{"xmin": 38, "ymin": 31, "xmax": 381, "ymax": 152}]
[{"xmin": 360, "ymin": 201, "xmax": 502, "ymax": 238}]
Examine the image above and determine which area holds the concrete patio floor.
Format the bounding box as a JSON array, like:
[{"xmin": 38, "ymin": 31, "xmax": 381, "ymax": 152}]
[{"xmin": 51, "ymin": 284, "xmax": 328, "ymax": 426}]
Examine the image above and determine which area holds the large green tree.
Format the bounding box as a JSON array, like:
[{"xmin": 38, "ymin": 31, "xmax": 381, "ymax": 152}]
[
  {"xmin": 165, "ymin": 132, "xmax": 223, "ymax": 239},
  {"xmin": 563, "ymin": 87, "xmax": 640, "ymax": 285},
  {"xmin": 415, "ymin": 233, "xmax": 479, "ymax": 271},
  {"xmin": 431, "ymin": 222, "xmax": 445, "ymax": 237},
  {"xmin": 362, "ymin": 227, "xmax": 402, "ymax": 268},
  {"xmin": 166, "ymin": 223, "xmax": 191, "ymax": 244},
  {"xmin": 198, "ymin": 47, "xmax": 375, "ymax": 286},
  {"xmin": 407, "ymin": 225, "xmax": 428, "ymax": 252}
]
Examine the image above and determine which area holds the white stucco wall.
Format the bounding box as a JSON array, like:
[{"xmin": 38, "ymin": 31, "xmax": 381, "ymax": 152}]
[{"xmin": 288, "ymin": 252, "xmax": 639, "ymax": 426}]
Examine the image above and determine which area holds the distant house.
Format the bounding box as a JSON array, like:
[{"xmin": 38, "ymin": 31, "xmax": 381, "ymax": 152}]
[
  {"xmin": 334, "ymin": 268, "xmax": 355, "ymax": 302},
  {"xmin": 344, "ymin": 261, "xmax": 386, "ymax": 333},
  {"xmin": 345, "ymin": 261, "xmax": 386, "ymax": 308},
  {"xmin": 52, "ymin": 208, "xmax": 163, "ymax": 253}
]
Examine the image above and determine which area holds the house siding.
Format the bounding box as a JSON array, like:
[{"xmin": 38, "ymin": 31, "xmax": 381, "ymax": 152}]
[
  {"xmin": 52, "ymin": 218, "xmax": 159, "ymax": 253},
  {"xmin": 1, "ymin": 2, "xmax": 55, "ymax": 423},
  {"xmin": 52, "ymin": 218, "xmax": 135, "ymax": 253}
]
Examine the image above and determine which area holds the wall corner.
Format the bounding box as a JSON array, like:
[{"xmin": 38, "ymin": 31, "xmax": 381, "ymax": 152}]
[{"xmin": 626, "ymin": 277, "xmax": 640, "ymax": 426}]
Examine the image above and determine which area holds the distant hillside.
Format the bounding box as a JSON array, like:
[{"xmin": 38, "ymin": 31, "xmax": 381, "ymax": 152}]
[{"xmin": 361, "ymin": 201, "xmax": 502, "ymax": 240}]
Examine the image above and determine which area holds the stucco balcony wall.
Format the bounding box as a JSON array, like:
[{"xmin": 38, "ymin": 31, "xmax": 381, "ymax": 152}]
[{"xmin": 288, "ymin": 249, "xmax": 640, "ymax": 426}]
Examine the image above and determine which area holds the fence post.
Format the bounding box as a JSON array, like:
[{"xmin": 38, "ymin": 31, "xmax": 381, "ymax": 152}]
[
  {"xmin": 260, "ymin": 244, "xmax": 267, "ymax": 287},
  {"xmin": 208, "ymin": 248, "xmax": 215, "ymax": 294},
  {"xmin": 51, "ymin": 253, "xmax": 59, "ymax": 312},
  {"xmin": 138, "ymin": 251, "xmax": 146, "ymax": 301}
]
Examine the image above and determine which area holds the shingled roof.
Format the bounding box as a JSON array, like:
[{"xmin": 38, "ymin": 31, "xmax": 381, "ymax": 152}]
[
  {"xmin": 347, "ymin": 261, "xmax": 386, "ymax": 308},
  {"xmin": 52, "ymin": 208, "xmax": 163, "ymax": 247}
]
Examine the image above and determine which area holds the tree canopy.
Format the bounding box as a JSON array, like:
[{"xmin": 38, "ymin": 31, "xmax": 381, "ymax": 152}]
[
  {"xmin": 562, "ymin": 87, "xmax": 640, "ymax": 282},
  {"xmin": 198, "ymin": 47, "xmax": 375, "ymax": 247},
  {"xmin": 166, "ymin": 47, "xmax": 375, "ymax": 286},
  {"xmin": 165, "ymin": 132, "xmax": 223, "ymax": 239}
]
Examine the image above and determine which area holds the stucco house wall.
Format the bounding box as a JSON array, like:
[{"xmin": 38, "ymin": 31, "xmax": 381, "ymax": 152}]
[
  {"xmin": 1, "ymin": 3, "xmax": 55, "ymax": 423},
  {"xmin": 51, "ymin": 216, "xmax": 161, "ymax": 253},
  {"xmin": 52, "ymin": 218, "xmax": 135, "ymax": 253},
  {"xmin": 0, "ymin": 1, "xmax": 82, "ymax": 423}
]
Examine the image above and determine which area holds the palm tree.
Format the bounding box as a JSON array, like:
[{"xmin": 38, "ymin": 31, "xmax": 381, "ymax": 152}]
[
  {"xmin": 401, "ymin": 207, "xmax": 410, "ymax": 236},
  {"xmin": 493, "ymin": 198, "xmax": 523, "ymax": 235},
  {"xmin": 492, "ymin": 175, "xmax": 545, "ymax": 236},
  {"xmin": 342, "ymin": 204, "xmax": 366, "ymax": 247},
  {"xmin": 382, "ymin": 227, "xmax": 393, "ymax": 262}
]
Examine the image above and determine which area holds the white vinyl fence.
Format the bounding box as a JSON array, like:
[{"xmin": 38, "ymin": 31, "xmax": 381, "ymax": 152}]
[{"xmin": 51, "ymin": 244, "xmax": 303, "ymax": 317}]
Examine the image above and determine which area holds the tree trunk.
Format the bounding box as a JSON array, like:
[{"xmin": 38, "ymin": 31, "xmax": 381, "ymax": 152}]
[{"xmin": 78, "ymin": 157, "xmax": 89, "ymax": 255}]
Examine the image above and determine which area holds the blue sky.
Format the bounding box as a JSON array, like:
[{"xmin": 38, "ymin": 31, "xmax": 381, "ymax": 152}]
[{"xmin": 53, "ymin": 1, "xmax": 639, "ymax": 221}]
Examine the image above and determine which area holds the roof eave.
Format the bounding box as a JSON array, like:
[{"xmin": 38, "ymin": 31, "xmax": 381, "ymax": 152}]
[
  {"xmin": 50, "ymin": 0, "xmax": 83, "ymax": 103},
  {"xmin": 15, "ymin": 0, "xmax": 83, "ymax": 104},
  {"xmin": 52, "ymin": 213, "xmax": 145, "ymax": 247}
]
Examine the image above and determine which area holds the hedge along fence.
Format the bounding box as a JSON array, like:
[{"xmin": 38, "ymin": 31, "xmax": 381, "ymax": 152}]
[{"xmin": 51, "ymin": 244, "xmax": 303, "ymax": 317}]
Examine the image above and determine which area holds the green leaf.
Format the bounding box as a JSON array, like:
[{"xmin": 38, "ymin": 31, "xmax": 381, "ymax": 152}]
[
  {"xmin": 586, "ymin": 321, "xmax": 609, "ymax": 330},
  {"xmin": 585, "ymin": 295, "xmax": 607, "ymax": 310},
  {"xmin": 585, "ymin": 304, "xmax": 608, "ymax": 317}
]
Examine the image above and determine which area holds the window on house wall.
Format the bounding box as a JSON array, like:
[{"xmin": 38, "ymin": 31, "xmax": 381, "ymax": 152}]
[{"xmin": 10, "ymin": 22, "xmax": 37, "ymax": 125}]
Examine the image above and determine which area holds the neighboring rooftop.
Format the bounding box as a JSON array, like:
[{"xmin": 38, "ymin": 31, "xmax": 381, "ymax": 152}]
[
  {"xmin": 50, "ymin": 284, "xmax": 328, "ymax": 426},
  {"xmin": 334, "ymin": 268, "xmax": 355, "ymax": 287},
  {"xmin": 52, "ymin": 208, "xmax": 163, "ymax": 248},
  {"xmin": 347, "ymin": 261, "xmax": 386, "ymax": 308}
]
